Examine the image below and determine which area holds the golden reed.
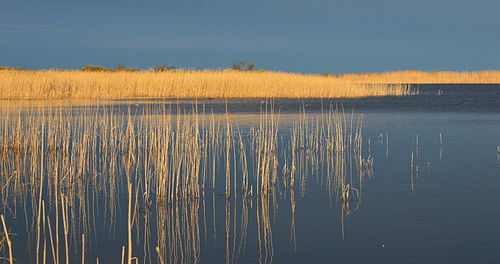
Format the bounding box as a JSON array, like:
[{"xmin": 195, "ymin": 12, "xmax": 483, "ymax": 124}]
[
  {"xmin": 0, "ymin": 69, "xmax": 412, "ymax": 99},
  {"xmin": 334, "ymin": 70, "xmax": 500, "ymax": 84}
]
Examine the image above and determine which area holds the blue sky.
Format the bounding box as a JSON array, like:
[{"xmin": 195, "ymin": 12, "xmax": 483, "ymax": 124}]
[{"xmin": 1, "ymin": 0, "xmax": 499, "ymax": 74}]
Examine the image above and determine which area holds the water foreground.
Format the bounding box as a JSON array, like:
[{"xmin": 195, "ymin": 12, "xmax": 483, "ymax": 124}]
[{"xmin": 0, "ymin": 84, "xmax": 499, "ymax": 263}]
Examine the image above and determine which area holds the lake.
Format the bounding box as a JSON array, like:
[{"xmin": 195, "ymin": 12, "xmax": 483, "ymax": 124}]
[{"xmin": 0, "ymin": 84, "xmax": 499, "ymax": 263}]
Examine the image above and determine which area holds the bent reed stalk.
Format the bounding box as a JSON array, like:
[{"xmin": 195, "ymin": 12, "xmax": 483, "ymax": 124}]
[{"xmin": 0, "ymin": 69, "xmax": 412, "ymax": 99}]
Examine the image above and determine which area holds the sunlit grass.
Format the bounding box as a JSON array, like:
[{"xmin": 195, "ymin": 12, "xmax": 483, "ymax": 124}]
[
  {"xmin": 334, "ymin": 70, "xmax": 500, "ymax": 83},
  {"xmin": 0, "ymin": 69, "xmax": 412, "ymax": 99}
]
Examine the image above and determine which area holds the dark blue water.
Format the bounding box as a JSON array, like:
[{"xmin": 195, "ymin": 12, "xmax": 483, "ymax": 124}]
[
  {"xmin": 2, "ymin": 84, "xmax": 499, "ymax": 264},
  {"xmin": 107, "ymin": 84, "xmax": 500, "ymax": 113}
]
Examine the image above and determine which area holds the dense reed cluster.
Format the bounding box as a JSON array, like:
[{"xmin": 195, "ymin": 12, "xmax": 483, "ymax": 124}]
[
  {"xmin": 0, "ymin": 69, "xmax": 412, "ymax": 99},
  {"xmin": 0, "ymin": 103, "xmax": 372, "ymax": 263},
  {"xmin": 334, "ymin": 70, "xmax": 500, "ymax": 83}
]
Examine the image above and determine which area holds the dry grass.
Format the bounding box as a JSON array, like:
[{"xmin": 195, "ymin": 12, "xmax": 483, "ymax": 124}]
[
  {"xmin": 335, "ymin": 70, "xmax": 500, "ymax": 84},
  {"xmin": 0, "ymin": 69, "xmax": 411, "ymax": 99}
]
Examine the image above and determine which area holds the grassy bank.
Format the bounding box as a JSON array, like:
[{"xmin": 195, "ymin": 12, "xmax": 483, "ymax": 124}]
[
  {"xmin": 334, "ymin": 70, "xmax": 500, "ymax": 83},
  {"xmin": 2, "ymin": 68, "xmax": 497, "ymax": 100},
  {"xmin": 0, "ymin": 69, "xmax": 411, "ymax": 99}
]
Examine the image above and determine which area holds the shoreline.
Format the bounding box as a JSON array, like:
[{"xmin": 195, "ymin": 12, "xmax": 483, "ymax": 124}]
[
  {"xmin": 0, "ymin": 69, "xmax": 412, "ymax": 100},
  {"xmin": 0, "ymin": 69, "xmax": 498, "ymax": 100}
]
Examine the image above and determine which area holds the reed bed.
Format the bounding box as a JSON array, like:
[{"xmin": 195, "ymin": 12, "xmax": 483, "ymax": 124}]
[
  {"xmin": 335, "ymin": 70, "xmax": 500, "ymax": 83},
  {"xmin": 0, "ymin": 69, "xmax": 412, "ymax": 99},
  {"xmin": 0, "ymin": 103, "xmax": 372, "ymax": 263}
]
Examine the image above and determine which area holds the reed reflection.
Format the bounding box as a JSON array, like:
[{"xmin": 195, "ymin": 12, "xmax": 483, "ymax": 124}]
[{"xmin": 0, "ymin": 102, "xmax": 374, "ymax": 263}]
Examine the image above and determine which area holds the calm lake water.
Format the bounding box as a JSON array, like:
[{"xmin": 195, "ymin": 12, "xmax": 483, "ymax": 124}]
[{"xmin": 1, "ymin": 84, "xmax": 499, "ymax": 263}]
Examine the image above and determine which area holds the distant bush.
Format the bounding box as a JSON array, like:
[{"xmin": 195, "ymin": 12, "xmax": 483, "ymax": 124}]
[
  {"xmin": 81, "ymin": 65, "xmax": 112, "ymax": 72},
  {"xmin": 81, "ymin": 65, "xmax": 140, "ymax": 72},
  {"xmin": 232, "ymin": 61, "xmax": 256, "ymax": 71},
  {"xmin": 115, "ymin": 68, "xmax": 140, "ymax": 72},
  {"xmin": 115, "ymin": 63, "xmax": 125, "ymax": 71},
  {"xmin": 114, "ymin": 63, "xmax": 140, "ymax": 72},
  {"xmin": 0, "ymin": 66, "xmax": 21, "ymax": 71},
  {"xmin": 321, "ymin": 73, "xmax": 333, "ymax": 77},
  {"xmin": 257, "ymin": 69, "xmax": 267, "ymax": 73},
  {"xmin": 151, "ymin": 65, "xmax": 176, "ymax": 72}
]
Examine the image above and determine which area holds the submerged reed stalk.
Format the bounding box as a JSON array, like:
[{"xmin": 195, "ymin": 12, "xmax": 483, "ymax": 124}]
[
  {"xmin": 0, "ymin": 101, "xmax": 372, "ymax": 262},
  {"xmin": 1, "ymin": 215, "xmax": 13, "ymax": 264}
]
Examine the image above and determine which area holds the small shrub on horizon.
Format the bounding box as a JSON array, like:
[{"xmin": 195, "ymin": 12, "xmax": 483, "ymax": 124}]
[
  {"xmin": 151, "ymin": 65, "xmax": 176, "ymax": 72},
  {"xmin": 115, "ymin": 62, "xmax": 125, "ymax": 71},
  {"xmin": 232, "ymin": 61, "xmax": 256, "ymax": 71},
  {"xmin": 114, "ymin": 63, "xmax": 140, "ymax": 72},
  {"xmin": 81, "ymin": 65, "xmax": 113, "ymax": 72},
  {"xmin": 0, "ymin": 66, "xmax": 21, "ymax": 71},
  {"xmin": 81, "ymin": 65, "xmax": 140, "ymax": 72},
  {"xmin": 115, "ymin": 68, "xmax": 140, "ymax": 72}
]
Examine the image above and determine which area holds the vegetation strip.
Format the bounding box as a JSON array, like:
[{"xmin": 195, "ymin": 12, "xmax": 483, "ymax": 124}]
[{"xmin": 0, "ymin": 69, "xmax": 414, "ymax": 99}]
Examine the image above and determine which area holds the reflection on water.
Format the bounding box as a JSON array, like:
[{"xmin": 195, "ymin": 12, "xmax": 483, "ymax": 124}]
[
  {"xmin": 1, "ymin": 87, "xmax": 500, "ymax": 263},
  {"xmin": 0, "ymin": 103, "xmax": 372, "ymax": 263}
]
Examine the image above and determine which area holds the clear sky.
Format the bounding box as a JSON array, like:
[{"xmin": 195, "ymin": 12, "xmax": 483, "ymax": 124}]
[{"xmin": 1, "ymin": 0, "xmax": 499, "ymax": 74}]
